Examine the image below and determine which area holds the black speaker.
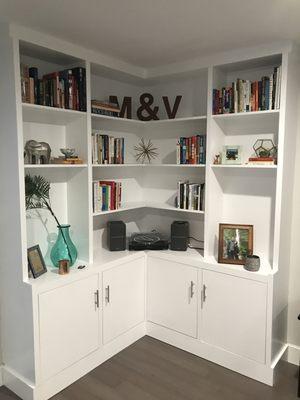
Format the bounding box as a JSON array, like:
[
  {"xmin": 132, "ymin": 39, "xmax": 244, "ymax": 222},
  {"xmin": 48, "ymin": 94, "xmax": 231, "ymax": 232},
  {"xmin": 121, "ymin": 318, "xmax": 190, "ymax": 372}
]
[
  {"xmin": 170, "ymin": 221, "xmax": 189, "ymax": 251},
  {"xmin": 107, "ymin": 221, "xmax": 126, "ymax": 251}
]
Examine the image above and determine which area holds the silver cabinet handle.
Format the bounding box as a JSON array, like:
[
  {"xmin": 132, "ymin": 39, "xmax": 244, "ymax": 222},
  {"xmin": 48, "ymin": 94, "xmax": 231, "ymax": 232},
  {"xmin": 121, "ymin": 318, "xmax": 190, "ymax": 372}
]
[
  {"xmin": 201, "ymin": 284, "xmax": 207, "ymax": 307},
  {"xmin": 105, "ymin": 285, "xmax": 110, "ymax": 304},
  {"xmin": 94, "ymin": 290, "xmax": 99, "ymax": 309},
  {"xmin": 190, "ymin": 281, "xmax": 195, "ymax": 298}
]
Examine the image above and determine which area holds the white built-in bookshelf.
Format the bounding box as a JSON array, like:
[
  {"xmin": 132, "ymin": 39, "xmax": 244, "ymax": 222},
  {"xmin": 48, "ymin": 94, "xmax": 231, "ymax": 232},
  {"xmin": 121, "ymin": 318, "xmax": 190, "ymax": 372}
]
[
  {"xmin": 16, "ymin": 40, "xmax": 288, "ymax": 277},
  {"xmin": 1, "ymin": 23, "xmax": 299, "ymax": 400}
]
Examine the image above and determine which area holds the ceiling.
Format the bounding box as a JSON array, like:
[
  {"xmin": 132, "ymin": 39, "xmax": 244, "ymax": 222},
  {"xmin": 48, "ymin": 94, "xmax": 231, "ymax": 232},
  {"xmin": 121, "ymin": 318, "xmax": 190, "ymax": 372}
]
[{"xmin": 1, "ymin": 0, "xmax": 300, "ymax": 68}]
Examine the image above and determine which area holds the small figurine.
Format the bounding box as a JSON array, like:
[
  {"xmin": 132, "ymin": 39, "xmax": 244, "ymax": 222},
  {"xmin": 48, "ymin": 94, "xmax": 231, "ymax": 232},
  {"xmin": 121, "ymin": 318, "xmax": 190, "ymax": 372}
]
[{"xmin": 213, "ymin": 153, "xmax": 221, "ymax": 165}]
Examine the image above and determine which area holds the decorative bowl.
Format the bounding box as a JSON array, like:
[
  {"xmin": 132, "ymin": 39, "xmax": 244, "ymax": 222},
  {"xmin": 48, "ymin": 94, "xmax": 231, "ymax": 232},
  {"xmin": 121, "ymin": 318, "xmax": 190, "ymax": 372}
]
[{"xmin": 60, "ymin": 148, "xmax": 75, "ymax": 158}]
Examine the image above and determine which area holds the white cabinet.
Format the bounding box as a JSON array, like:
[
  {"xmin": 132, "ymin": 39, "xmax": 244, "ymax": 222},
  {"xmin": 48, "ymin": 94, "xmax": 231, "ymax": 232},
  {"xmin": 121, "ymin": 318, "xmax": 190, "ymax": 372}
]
[
  {"xmin": 102, "ymin": 257, "xmax": 145, "ymax": 344},
  {"xmin": 200, "ymin": 270, "xmax": 267, "ymax": 363},
  {"xmin": 39, "ymin": 274, "xmax": 100, "ymax": 380},
  {"xmin": 147, "ymin": 257, "xmax": 198, "ymax": 338}
]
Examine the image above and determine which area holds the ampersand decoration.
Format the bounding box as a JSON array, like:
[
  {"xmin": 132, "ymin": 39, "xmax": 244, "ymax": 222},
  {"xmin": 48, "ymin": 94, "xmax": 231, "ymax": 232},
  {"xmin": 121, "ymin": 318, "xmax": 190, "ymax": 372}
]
[{"xmin": 137, "ymin": 93, "xmax": 159, "ymax": 121}]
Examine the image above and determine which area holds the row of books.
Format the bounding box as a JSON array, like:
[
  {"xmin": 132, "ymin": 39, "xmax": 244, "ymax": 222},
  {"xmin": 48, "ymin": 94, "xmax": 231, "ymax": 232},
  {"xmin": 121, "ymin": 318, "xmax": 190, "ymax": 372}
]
[
  {"xmin": 92, "ymin": 133, "xmax": 125, "ymax": 164},
  {"xmin": 20, "ymin": 64, "xmax": 87, "ymax": 111},
  {"xmin": 91, "ymin": 100, "xmax": 120, "ymax": 117},
  {"xmin": 176, "ymin": 135, "xmax": 206, "ymax": 164},
  {"xmin": 177, "ymin": 181, "xmax": 205, "ymax": 211},
  {"xmin": 93, "ymin": 180, "xmax": 122, "ymax": 213},
  {"xmin": 212, "ymin": 66, "xmax": 281, "ymax": 114}
]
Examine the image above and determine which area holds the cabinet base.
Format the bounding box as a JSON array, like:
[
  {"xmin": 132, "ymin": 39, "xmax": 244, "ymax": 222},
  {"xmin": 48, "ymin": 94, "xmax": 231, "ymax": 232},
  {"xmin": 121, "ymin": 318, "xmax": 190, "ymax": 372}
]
[{"xmin": 147, "ymin": 322, "xmax": 274, "ymax": 386}]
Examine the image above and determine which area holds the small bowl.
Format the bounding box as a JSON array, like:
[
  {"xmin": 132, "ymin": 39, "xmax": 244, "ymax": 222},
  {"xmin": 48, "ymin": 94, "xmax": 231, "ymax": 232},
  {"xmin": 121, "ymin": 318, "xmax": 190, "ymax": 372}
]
[{"xmin": 60, "ymin": 148, "xmax": 75, "ymax": 158}]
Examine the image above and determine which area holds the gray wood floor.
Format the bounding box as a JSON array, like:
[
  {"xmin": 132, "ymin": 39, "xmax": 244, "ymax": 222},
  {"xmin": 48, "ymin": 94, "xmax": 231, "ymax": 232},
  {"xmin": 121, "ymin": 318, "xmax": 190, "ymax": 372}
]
[{"xmin": 0, "ymin": 336, "xmax": 298, "ymax": 400}]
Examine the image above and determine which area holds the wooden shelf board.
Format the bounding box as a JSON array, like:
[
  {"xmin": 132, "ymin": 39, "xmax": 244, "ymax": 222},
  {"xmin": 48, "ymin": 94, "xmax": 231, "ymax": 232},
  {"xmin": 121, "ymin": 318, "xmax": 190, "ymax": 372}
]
[
  {"xmin": 212, "ymin": 110, "xmax": 280, "ymax": 119},
  {"xmin": 92, "ymin": 163, "xmax": 205, "ymax": 168},
  {"xmin": 211, "ymin": 164, "xmax": 277, "ymax": 169},
  {"xmin": 93, "ymin": 202, "xmax": 205, "ymax": 216},
  {"xmin": 24, "ymin": 164, "xmax": 88, "ymax": 169},
  {"xmin": 22, "ymin": 103, "xmax": 86, "ymax": 125},
  {"xmin": 91, "ymin": 114, "xmax": 206, "ymax": 125}
]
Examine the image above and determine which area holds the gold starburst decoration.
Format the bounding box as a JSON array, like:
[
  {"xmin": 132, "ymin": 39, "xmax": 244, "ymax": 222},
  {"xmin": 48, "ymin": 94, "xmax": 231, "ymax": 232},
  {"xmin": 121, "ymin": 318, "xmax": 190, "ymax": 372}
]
[{"xmin": 134, "ymin": 138, "xmax": 158, "ymax": 164}]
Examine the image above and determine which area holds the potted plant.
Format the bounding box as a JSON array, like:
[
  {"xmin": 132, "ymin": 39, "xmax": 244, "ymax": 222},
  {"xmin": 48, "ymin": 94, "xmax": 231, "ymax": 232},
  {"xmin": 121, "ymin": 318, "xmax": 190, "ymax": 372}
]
[{"xmin": 25, "ymin": 174, "xmax": 77, "ymax": 267}]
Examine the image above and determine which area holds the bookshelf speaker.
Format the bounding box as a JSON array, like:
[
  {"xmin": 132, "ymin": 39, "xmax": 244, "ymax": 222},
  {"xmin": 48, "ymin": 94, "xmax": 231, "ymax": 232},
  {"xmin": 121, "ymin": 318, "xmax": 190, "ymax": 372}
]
[
  {"xmin": 107, "ymin": 221, "xmax": 126, "ymax": 251},
  {"xmin": 170, "ymin": 221, "xmax": 189, "ymax": 251}
]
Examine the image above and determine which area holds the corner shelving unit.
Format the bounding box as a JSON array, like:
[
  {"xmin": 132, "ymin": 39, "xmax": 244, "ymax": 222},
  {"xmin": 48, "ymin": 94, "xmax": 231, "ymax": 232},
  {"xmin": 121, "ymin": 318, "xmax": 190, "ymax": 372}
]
[{"xmin": 1, "ymin": 24, "xmax": 298, "ymax": 400}]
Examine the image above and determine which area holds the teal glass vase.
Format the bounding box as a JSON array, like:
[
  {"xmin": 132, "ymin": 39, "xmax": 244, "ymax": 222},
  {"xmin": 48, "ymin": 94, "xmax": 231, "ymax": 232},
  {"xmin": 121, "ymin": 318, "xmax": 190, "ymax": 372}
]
[{"xmin": 50, "ymin": 224, "xmax": 78, "ymax": 267}]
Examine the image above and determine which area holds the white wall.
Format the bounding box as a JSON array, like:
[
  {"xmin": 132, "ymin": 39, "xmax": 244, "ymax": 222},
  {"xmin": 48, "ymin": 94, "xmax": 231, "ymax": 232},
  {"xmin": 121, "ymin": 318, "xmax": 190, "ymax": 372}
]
[{"xmin": 286, "ymin": 99, "xmax": 300, "ymax": 363}]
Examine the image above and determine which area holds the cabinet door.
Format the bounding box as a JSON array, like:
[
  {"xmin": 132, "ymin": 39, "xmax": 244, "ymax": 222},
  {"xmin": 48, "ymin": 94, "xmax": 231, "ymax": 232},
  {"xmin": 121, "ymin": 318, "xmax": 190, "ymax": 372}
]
[
  {"xmin": 201, "ymin": 270, "xmax": 267, "ymax": 363},
  {"xmin": 103, "ymin": 257, "xmax": 145, "ymax": 344},
  {"xmin": 147, "ymin": 257, "xmax": 198, "ymax": 338},
  {"xmin": 39, "ymin": 274, "xmax": 100, "ymax": 380}
]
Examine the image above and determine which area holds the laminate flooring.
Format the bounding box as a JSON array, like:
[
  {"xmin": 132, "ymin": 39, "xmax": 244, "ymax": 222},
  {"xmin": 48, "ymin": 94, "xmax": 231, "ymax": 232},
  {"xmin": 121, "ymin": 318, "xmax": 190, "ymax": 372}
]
[{"xmin": 0, "ymin": 336, "xmax": 298, "ymax": 400}]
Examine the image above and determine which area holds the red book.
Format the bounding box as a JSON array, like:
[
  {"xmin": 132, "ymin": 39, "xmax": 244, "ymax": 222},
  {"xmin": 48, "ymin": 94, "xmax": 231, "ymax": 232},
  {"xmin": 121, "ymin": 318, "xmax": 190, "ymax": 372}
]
[
  {"xmin": 99, "ymin": 181, "xmax": 116, "ymax": 210},
  {"xmin": 249, "ymin": 157, "xmax": 274, "ymax": 161}
]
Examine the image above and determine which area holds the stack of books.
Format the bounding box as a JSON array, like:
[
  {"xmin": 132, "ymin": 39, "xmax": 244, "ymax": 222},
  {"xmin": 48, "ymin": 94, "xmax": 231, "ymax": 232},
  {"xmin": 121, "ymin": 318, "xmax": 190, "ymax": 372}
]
[
  {"xmin": 92, "ymin": 132, "xmax": 125, "ymax": 164},
  {"xmin": 91, "ymin": 100, "xmax": 120, "ymax": 117},
  {"xmin": 176, "ymin": 135, "xmax": 206, "ymax": 164},
  {"xmin": 212, "ymin": 66, "xmax": 281, "ymax": 114},
  {"xmin": 93, "ymin": 180, "xmax": 122, "ymax": 213},
  {"xmin": 177, "ymin": 181, "xmax": 205, "ymax": 211},
  {"xmin": 247, "ymin": 157, "xmax": 276, "ymax": 165},
  {"xmin": 20, "ymin": 64, "xmax": 87, "ymax": 111}
]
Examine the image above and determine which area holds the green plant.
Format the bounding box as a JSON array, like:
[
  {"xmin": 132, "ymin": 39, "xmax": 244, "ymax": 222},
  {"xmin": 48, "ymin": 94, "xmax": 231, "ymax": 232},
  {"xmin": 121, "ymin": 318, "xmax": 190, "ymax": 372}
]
[{"xmin": 25, "ymin": 174, "xmax": 71, "ymax": 259}]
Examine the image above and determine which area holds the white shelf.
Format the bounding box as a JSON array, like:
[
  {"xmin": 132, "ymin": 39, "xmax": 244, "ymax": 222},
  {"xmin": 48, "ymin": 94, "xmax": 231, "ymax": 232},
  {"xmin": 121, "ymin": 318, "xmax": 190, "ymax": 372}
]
[
  {"xmin": 212, "ymin": 110, "xmax": 279, "ymax": 119},
  {"xmin": 24, "ymin": 164, "xmax": 88, "ymax": 169},
  {"xmin": 92, "ymin": 163, "xmax": 205, "ymax": 168},
  {"xmin": 22, "ymin": 103, "xmax": 86, "ymax": 125},
  {"xmin": 211, "ymin": 164, "xmax": 277, "ymax": 169},
  {"xmin": 93, "ymin": 202, "xmax": 205, "ymax": 216},
  {"xmin": 93, "ymin": 202, "xmax": 146, "ymax": 216},
  {"xmin": 212, "ymin": 109, "xmax": 280, "ymax": 133},
  {"xmin": 146, "ymin": 115, "xmax": 207, "ymax": 125}
]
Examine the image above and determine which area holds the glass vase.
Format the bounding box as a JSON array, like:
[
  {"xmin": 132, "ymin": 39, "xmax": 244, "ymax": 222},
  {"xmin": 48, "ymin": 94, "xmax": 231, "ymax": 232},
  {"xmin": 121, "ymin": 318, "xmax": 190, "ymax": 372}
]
[{"xmin": 50, "ymin": 224, "xmax": 78, "ymax": 268}]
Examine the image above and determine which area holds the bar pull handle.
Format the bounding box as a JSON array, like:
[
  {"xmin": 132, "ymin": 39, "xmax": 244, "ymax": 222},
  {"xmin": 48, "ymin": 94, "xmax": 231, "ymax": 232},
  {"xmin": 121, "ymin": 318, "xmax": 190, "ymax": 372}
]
[
  {"xmin": 190, "ymin": 281, "xmax": 195, "ymax": 299},
  {"xmin": 94, "ymin": 290, "xmax": 99, "ymax": 309},
  {"xmin": 105, "ymin": 285, "xmax": 110, "ymax": 304},
  {"xmin": 201, "ymin": 284, "xmax": 207, "ymax": 308}
]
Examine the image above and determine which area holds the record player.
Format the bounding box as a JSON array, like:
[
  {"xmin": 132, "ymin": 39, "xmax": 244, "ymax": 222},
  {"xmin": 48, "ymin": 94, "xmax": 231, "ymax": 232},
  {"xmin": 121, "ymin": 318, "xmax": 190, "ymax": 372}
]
[{"xmin": 129, "ymin": 231, "xmax": 169, "ymax": 250}]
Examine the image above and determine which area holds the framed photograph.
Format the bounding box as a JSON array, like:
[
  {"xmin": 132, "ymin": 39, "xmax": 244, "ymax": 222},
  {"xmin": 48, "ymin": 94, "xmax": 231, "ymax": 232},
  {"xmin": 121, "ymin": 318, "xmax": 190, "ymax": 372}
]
[
  {"xmin": 218, "ymin": 224, "xmax": 253, "ymax": 265},
  {"xmin": 222, "ymin": 145, "xmax": 242, "ymax": 165},
  {"xmin": 28, "ymin": 245, "xmax": 47, "ymax": 278}
]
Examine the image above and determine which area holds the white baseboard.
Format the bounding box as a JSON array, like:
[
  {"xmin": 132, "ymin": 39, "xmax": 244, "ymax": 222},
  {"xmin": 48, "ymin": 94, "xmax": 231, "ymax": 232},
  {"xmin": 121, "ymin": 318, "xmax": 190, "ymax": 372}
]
[
  {"xmin": 2, "ymin": 366, "xmax": 34, "ymax": 400},
  {"xmin": 147, "ymin": 322, "xmax": 274, "ymax": 386},
  {"xmin": 0, "ymin": 365, "xmax": 3, "ymax": 386},
  {"xmin": 283, "ymin": 344, "xmax": 300, "ymax": 366}
]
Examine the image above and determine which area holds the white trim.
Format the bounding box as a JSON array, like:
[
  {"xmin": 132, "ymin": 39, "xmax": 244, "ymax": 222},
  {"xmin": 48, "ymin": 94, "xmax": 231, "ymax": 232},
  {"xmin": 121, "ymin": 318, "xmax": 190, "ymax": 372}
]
[
  {"xmin": 147, "ymin": 322, "xmax": 274, "ymax": 386},
  {"xmin": 283, "ymin": 344, "xmax": 300, "ymax": 366},
  {"xmin": 271, "ymin": 343, "xmax": 289, "ymax": 369},
  {"xmin": 2, "ymin": 366, "xmax": 35, "ymax": 400}
]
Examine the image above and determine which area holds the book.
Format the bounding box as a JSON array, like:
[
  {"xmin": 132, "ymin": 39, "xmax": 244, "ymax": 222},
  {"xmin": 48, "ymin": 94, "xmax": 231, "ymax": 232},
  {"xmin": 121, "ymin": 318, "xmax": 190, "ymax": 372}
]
[
  {"xmin": 20, "ymin": 64, "xmax": 87, "ymax": 111},
  {"xmin": 176, "ymin": 134, "xmax": 206, "ymax": 165},
  {"xmin": 92, "ymin": 132, "xmax": 125, "ymax": 164},
  {"xmin": 212, "ymin": 66, "xmax": 281, "ymax": 114},
  {"xmin": 177, "ymin": 181, "xmax": 205, "ymax": 211},
  {"xmin": 93, "ymin": 180, "xmax": 122, "ymax": 212}
]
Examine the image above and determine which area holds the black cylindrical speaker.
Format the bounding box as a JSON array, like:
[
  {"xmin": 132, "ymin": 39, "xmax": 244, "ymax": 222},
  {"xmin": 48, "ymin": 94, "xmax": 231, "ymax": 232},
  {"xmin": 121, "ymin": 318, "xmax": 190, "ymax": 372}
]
[
  {"xmin": 170, "ymin": 221, "xmax": 189, "ymax": 251},
  {"xmin": 107, "ymin": 221, "xmax": 126, "ymax": 251}
]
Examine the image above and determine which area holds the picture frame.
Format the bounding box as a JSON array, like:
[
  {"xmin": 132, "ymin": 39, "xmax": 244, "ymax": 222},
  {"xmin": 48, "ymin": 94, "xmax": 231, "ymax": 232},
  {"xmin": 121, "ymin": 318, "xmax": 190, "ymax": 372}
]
[
  {"xmin": 27, "ymin": 245, "xmax": 47, "ymax": 278},
  {"xmin": 222, "ymin": 145, "xmax": 242, "ymax": 165},
  {"xmin": 218, "ymin": 224, "xmax": 253, "ymax": 265}
]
